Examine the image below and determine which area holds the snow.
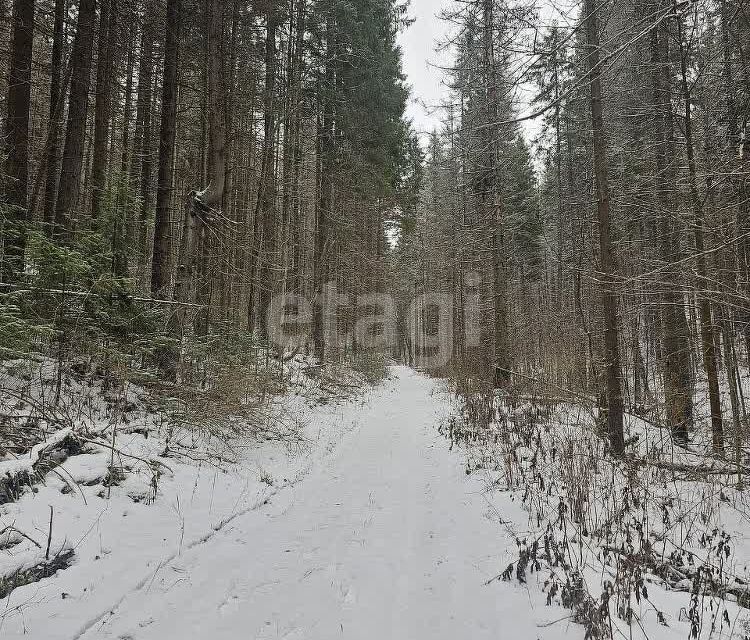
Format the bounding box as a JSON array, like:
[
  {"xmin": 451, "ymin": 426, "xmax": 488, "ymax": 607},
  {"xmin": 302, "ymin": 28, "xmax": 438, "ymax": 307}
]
[
  {"xmin": 453, "ymin": 394, "xmax": 750, "ymax": 640},
  {"xmin": 1, "ymin": 368, "xmax": 573, "ymax": 640},
  {"xmin": 6, "ymin": 365, "xmax": 749, "ymax": 640},
  {"xmin": 0, "ymin": 427, "xmax": 73, "ymax": 478}
]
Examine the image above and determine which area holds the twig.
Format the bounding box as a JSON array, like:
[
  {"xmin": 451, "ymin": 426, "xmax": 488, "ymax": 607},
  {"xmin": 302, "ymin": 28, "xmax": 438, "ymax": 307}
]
[
  {"xmin": 0, "ymin": 525, "xmax": 41, "ymax": 549},
  {"xmin": 48, "ymin": 465, "xmax": 88, "ymax": 505},
  {"xmin": 77, "ymin": 436, "xmax": 173, "ymax": 473},
  {"xmin": 45, "ymin": 506, "xmax": 53, "ymax": 560},
  {"xmin": 537, "ymin": 615, "xmax": 575, "ymax": 628}
]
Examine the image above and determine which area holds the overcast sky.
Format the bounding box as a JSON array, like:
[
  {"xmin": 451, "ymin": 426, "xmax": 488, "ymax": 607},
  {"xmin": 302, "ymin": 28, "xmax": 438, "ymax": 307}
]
[{"xmin": 397, "ymin": 0, "xmax": 452, "ymax": 137}]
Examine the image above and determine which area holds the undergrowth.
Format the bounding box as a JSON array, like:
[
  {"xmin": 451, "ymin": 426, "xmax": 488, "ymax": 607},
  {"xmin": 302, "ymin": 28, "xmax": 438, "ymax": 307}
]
[{"xmin": 441, "ymin": 386, "xmax": 750, "ymax": 640}]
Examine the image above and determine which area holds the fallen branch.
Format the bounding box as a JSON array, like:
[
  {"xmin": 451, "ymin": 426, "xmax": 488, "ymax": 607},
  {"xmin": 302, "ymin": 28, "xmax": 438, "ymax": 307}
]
[
  {"xmin": 629, "ymin": 456, "xmax": 748, "ymax": 477},
  {"xmin": 77, "ymin": 436, "xmax": 174, "ymax": 474},
  {"xmin": 602, "ymin": 545, "xmax": 750, "ymax": 607}
]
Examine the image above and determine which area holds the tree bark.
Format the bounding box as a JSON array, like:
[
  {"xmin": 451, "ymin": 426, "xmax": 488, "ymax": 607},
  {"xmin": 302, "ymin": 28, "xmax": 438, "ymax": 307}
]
[
  {"xmin": 120, "ymin": 19, "xmax": 135, "ymax": 177},
  {"xmin": 203, "ymin": 0, "xmax": 227, "ymax": 209},
  {"xmin": 2, "ymin": 0, "xmax": 34, "ymax": 282},
  {"xmin": 280, "ymin": 0, "xmax": 298, "ymax": 300},
  {"xmin": 673, "ymin": 0, "xmax": 724, "ymax": 453},
  {"xmin": 650, "ymin": 15, "xmax": 693, "ymax": 443},
  {"xmin": 42, "ymin": 0, "xmax": 66, "ymax": 232},
  {"xmin": 137, "ymin": 29, "xmax": 156, "ymax": 280},
  {"xmin": 54, "ymin": 0, "xmax": 97, "ymax": 240},
  {"xmin": 583, "ymin": 0, "xmax": 625, "ymax": 455},
  {"xmin": 251, "ymin": 4, "xmax": 279, "ymax": 337},
  {"xmin": 90, "ymin": 0, "xmax": 116, "ymax": 222},
  {"xmin": 151, "ymin": 0, "xmax": 182, "ymax": 297},
  {"xmin": 172, "ymin": 0, "xmax": 225, "ymax": 339},
  {"xmin": 290, "ymin": 0, "xmax": 307, "ymax": 296},
  {"xmin": 130, "ymin": 9, "xmax": 155, "ymax": 254},
  {"xmin": 482, "ymin": 0, "xmax": 511, "ymax": 388},
  {"xmin": 110, "ymin": 13, "xmax": 136, "ymax": 277},
  {"xmin": 193, "ymin": 0, "xmax": 228, "ymax": 335},
  {"xmin": 313, "ymin": 11, "xmax": 335, "ymax": 362}
]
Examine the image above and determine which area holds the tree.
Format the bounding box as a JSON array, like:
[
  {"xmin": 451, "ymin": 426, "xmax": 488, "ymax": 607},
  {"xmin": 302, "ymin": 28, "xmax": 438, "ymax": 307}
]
[
  {"xmin": 41, "ymin": 0, "xmax": 67, "ymax": 231},
  {"xmin": 90, "ymin": 0, "xmax": 117, "ymax": 221},
  {"xmin": 672, "ymin": 0, "xmax": 724, "ymax": 453},
  {"xmin": 54, "ymin": 0, "xmax": 97, "ymax": 239},
  {"xmin": 251, "ymin": 0, "xmax": 281, "ymax": 336},
  {"xmin": 2, "ymin": 0, "xmax": 35, "ymax": 282},
  {"xmin": 312, "ymin": 4, "xmax": 336, "ymax": 361},
  {"xmin": 171, "ymin": 0, "xmax": 227, "ymax": 349},
  {"xmin": 131, "ymin": 4, "xmax": 156, "ymax": 274},
  {"xmin": 648, "ymin": 7, "xmax": 693, "ymax": 443},
  {"xmin": 582, "ymin": 0, "xmax": 625, "ymax": 455},
  {"xmin": 152, "ymin": 0, "xmax": 182, "ymax": 297},
  {"xmin": 481, "ymin": 0, "xmax": 512, "ymax": 388}
]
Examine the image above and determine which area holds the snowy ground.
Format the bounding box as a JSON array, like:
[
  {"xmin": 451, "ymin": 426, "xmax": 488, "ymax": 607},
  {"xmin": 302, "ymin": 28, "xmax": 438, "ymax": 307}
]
[{"xmin": 2, "ymin": 368, "xmax": 576, "ymax": 640}]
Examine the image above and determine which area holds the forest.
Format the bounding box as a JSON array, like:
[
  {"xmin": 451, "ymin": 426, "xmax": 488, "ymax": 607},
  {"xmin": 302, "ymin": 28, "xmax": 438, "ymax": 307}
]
[
  {"xmin": 1, "ymin": 0, "xmax": 748, "ymax": 447},
  {"xmin": 2, "ymin": 0, "xmax": 750, "ymax": 638},
  {"xmin": 0, "ymin": 0, "xmax": 421, "ymax": 381},
  {"xmin": 399, "ymin": 0, "xmax": 750, "ymax": 462}
]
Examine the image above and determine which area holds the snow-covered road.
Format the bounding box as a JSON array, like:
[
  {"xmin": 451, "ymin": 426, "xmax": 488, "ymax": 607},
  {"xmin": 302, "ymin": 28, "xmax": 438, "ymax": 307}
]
[{"xmin": 9, "ymin": 368, "xmax": 572, "ymax": 640}]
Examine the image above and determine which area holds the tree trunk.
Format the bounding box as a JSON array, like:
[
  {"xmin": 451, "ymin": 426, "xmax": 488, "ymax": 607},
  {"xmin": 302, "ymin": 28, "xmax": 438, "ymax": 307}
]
[
  {"xmin": 111, "ymin": 14, "xmax": 136, "ymax": 277},
  {"xmin": 252, "ymin": 5, "xmax": 279, "ymax": 337},
  {"xmin": 2, "ymin": 0, "xmax": 34, "ymax": 282},
  {"xmin": 54, "ymin": 0, "xmax": 97, "ymax": 239},
  {"xmin": 130, "ymin": 10, "xmax": 155, "ymax": 255},
  {"xmin": 584, "ymin": 0, "xmax": 625, "ymax": 455},
  {"xmin": 482, "ymin": 0, "xmax": 511, "ymax": 388},
  {"xmin": 218, "ymin": 0, "xmax": 240, "ymax": 317},
  {"xmin": 290, "ymin": 0, "xmax": 307, "ymax": 296},
  {"xmin": 42, "ymin": 0, "xmax": 66, "ymax": 232},
  {"xmin": 650, "ymin": 15, "xmax": 693, "ymax": 443},
  {"xmin": 172, "ymin": 0, "xmax": 225, "ymax": 339},
  {"xmin": 719, "ymin": 0, "xmax": 750, "ymax": 361},
  {"xmin": 313, "ymin": 12, "xmax": 335, "ymax": 362},
  {"xmin": 203, "ymin": 0, "xmax": 227, "ymax": 209},
  {"xmin": 137, "ymin": 33, "xmax": 156, "ymax": 281},
  {"xmin": 90, "ymin": 0, "xmax": 116, "ymax": 221},
  {"xmin": 193, "ymin": 0, "xmax": 228, "ymax": 335},
  {"xmin": 673, "ymin": 0, "xmax": 724, "ymax": 453},
  {"xmin": 553, "ymin": 45, "xmax": 564, "ymax": 313},
  {"xmin": 151, "ymin": 0, "xmax": 182, "ymax": 297},
  {"xmin": 120, "ymin": 19, "xmax": 135, "ymax": 177},
  {"xmin": 280, "ymin": 0, "xmax": 297, "ymax": 300}
]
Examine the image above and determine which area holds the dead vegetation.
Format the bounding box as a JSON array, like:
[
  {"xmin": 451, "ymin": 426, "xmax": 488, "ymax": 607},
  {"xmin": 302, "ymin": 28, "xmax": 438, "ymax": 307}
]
[
  {"xmin": 442, "ymin": 385, "xmax": 750, "ymax": 639},
  {"xmin": 0, "ymin": 549, "xmax": 75, "ymax": 601},
  {"xmin": 0, "ymin": 431, "xmax": 83, "ymax": 504},
  {"xmin": 0, "ymin": 347, "xmax": 382, "ymax": 604}
]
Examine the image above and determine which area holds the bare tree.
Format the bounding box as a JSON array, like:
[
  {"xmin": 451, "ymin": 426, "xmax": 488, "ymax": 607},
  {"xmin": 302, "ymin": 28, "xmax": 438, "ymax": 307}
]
[{"xmin": 672, "ymin": 0, "xmax": 724, "ymax": 453}]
